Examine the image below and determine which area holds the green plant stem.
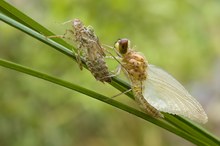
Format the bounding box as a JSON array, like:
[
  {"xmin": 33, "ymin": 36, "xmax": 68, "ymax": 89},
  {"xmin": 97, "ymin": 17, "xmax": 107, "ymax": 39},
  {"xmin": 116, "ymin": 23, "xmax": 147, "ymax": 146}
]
[
  {"xmin": 0, "ymin": 58, "xmax": 208, "ymax": 146},
  {"xmin": 165, "ymin": 114, "xmax": 220, "ymax": 145}
]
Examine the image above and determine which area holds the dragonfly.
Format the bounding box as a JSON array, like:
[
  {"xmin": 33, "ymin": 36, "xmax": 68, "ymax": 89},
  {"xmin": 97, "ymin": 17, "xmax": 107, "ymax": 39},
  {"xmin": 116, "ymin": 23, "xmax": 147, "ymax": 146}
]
[
  {"xmin": 49, "ymin": 19, "xmax": 111, "ymax": 82},
  {"xmin": 114, "ymin": 38, "xmax": 208, "ymax": 123}
]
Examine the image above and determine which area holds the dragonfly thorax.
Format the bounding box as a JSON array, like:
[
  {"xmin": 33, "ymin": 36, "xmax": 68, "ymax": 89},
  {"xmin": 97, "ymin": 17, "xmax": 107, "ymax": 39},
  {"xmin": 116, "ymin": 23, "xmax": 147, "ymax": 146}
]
[{"xmin": 122, "ymin": 51, "xmax": 147, "ymax": 82}]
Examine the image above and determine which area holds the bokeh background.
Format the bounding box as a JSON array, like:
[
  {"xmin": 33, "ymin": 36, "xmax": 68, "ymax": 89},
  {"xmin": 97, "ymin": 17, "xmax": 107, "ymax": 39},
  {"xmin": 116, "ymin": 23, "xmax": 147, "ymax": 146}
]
[{"xmin": 1, "ymin": 0, "xmax": 220, "ymax": 146}]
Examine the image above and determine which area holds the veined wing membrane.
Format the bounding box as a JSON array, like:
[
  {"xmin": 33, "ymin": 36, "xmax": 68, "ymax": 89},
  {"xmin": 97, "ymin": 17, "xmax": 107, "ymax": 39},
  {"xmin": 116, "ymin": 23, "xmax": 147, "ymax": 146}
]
[{"xmin": 143, "ymin": 65, "xmax": 208, "ymax": 123}]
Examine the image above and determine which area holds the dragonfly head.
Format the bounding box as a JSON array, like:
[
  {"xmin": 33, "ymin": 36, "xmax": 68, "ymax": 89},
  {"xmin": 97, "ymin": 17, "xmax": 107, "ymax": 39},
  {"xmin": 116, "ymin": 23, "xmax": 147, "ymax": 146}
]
[{"xmin": 114, "ymin": 38, "xmax": 131, "ymax": 55}]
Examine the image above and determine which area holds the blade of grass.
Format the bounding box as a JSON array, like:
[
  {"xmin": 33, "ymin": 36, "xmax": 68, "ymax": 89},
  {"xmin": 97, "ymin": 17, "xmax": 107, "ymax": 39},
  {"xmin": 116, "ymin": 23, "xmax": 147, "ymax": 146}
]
[
  {"xmin": 0, "ymin": 58, "xmax": 209, "ymax": 146},
  {"xmin": 165, "ymin": 114, "xmax": 220, "ymax": 145},
  {"xmin": 0, "ymin": 13, "xmax": 74, "ymax": 59}
]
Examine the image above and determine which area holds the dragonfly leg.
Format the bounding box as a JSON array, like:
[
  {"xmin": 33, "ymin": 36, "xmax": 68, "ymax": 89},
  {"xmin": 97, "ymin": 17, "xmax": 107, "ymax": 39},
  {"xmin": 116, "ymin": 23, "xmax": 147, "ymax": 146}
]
[
  {"xmin": 111, "ymin": 88, "xmax": 132, "ymax": 98},
  {"xmin": 104, "ymin": 56, "xmax": 121, "ymax": 60},
  {"xmin": 47, "ymin": 29, "xmax": 74, "ymax": 41}
]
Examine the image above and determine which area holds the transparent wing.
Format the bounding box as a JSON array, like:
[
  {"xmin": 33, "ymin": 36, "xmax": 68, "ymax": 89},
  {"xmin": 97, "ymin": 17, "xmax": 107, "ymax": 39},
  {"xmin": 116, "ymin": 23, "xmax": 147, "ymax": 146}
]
[{"xmin": 143, "ymin": 65, "xmax": 208, "ymax": 123}]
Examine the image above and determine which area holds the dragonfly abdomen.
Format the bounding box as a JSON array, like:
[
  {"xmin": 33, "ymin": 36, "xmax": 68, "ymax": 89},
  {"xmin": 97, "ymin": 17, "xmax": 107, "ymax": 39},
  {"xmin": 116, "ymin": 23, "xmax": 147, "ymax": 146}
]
[{"xmin": 132, "ymin": 84, "xmax": 163, "ymax": 118}]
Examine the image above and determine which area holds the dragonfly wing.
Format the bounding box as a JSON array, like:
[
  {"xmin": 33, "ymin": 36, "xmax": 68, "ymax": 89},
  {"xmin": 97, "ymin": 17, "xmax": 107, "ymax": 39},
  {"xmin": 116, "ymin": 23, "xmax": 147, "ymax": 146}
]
[{"xmin": 143, "ymin": 64, "xmax": 208, "ymax": 123}]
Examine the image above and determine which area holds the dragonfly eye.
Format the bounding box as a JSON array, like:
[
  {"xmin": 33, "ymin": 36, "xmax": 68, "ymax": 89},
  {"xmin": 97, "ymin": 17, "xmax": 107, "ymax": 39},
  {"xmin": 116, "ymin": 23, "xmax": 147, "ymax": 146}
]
[{"xmin": 115, "ymin": 38, "xmax": 129, "ymax": 55}]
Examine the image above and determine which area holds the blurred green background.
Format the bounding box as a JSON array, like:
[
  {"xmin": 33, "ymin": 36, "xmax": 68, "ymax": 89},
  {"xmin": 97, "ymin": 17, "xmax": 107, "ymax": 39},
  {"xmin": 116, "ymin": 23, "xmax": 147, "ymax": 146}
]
[{"xmin": 1, "ymin": 0, "xmax": 220, "ymax": 146}]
